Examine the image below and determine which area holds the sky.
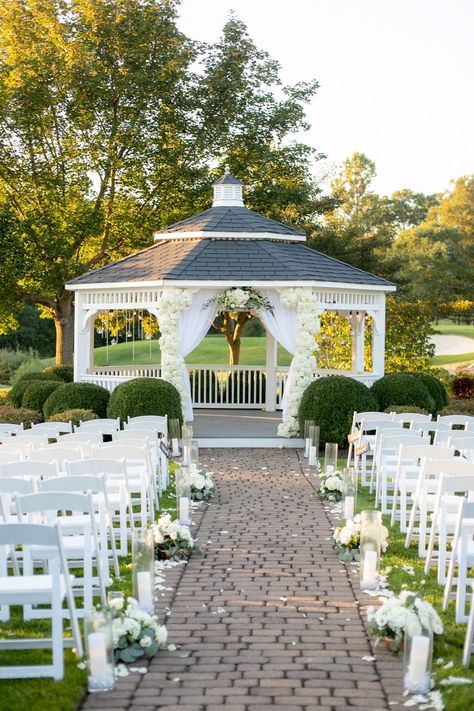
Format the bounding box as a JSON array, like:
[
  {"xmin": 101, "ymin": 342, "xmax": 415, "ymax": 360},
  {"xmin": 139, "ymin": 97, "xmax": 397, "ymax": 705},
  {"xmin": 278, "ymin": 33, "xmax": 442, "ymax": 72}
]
[{"xmin": 177, "ymin": 0, "xmax": 474, "ymax": 197}]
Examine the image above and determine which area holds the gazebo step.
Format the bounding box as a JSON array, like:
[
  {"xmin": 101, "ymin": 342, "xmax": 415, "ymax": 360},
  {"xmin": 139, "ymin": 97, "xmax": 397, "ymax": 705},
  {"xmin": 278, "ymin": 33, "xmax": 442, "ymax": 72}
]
[{"xmin": 197, "ymin": 437, "xmax": 304, "ymax": 449}]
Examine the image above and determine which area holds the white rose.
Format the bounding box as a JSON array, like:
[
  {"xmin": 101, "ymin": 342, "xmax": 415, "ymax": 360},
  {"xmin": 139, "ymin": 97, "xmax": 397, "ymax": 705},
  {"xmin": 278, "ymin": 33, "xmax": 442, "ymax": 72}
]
[{"xmin": 140, "ymin": 635, "xmax": 152, "ymax": 648}]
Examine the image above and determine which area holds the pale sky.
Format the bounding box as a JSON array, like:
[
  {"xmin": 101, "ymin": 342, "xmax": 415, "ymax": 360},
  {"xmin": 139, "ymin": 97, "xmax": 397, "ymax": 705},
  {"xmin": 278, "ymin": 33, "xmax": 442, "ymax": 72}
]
[{"xmin": 177, "ymin": 0, "xmax": 474, "ymax": 197}]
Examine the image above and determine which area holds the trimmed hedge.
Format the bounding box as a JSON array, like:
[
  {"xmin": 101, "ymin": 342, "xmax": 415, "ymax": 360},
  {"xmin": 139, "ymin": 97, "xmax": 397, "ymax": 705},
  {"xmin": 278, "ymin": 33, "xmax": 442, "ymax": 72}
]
[
  {"xmin": 371, "ymin": 373, "xmax": 435, "ymax": 413},
  {"xmin": 0, "ymin": 405, "xmax": 42, "ymax": 426},
  {"xmin": 43, "ymin": 365, "xmax": 74, "ymax": 383},
  {"xmin": 384, "ymin": 405, "xmax": 430, "ymax": 415},
  {"xmin": 107, "ymin": 377, "xmax": 183, "ymax": 423},
  {"xmin": 44, "ymin": 382, "xmax": 110, "ymax": 419},
  {"xmin": 49, "ymin": 409, "xmax": 98, "ymax": 426},
  {"xmin": 8, "ymin": 371, "xmax": 62, "ymax": 407},
  {"xmin": 298, "ymin": 375, "xmax": 378, "ymax": 447},
  {"xmin": 21, "ymin": 380, "xmax": 63, "ymax": 415},
  {"xmin": 406, "ymin": 372, "xmax": 448, "ymax": 412},
  {"xmin": 440, "ymin": 399, "xmax": 474, "ymax": 417}
]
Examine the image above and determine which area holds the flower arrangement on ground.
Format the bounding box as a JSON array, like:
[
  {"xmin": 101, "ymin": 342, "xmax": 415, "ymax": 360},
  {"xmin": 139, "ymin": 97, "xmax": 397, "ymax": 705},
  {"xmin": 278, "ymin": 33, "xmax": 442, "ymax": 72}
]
[
  {"xmin": 109, "ymin": 596, "xmax": 168, "ymax": 663},
  {"xmin": 204, "ymin": 287, "xmax": 274, "ymax": 314},
  {"xmin": 190, "ymin": 468, "xmax": 215, "ymax": 502},
  {"xmin": 332, "ymin": 514, "xmax": 389, "ymax": 561},
  {"xmin": 316, "ymin": 469, "xmax": 343, "ymax": 501},
  {"xmin": 367, "ymin": 590, "xmax": 443, "ymax": 652},
  {"xmin": 152, "ymin": 512, "xmax": 194, "ymax": 561}
]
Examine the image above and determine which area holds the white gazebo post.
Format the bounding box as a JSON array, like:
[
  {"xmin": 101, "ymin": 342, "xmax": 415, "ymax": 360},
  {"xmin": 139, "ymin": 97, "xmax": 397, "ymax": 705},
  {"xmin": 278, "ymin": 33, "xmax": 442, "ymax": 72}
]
[
  {"xmin": 265, "ymin": 330, "xmax": 277, "ymax": 412},
  {"xmin": 351, "ymin": 311, "xmax": 366, "ymax": 374},
  {"xmin": 371, "ymin": 297, "xmax": 386, "ymax": 376},
  {"xmin": 73, "ymin": 292, "xmax": 95, "ymax": 382}
]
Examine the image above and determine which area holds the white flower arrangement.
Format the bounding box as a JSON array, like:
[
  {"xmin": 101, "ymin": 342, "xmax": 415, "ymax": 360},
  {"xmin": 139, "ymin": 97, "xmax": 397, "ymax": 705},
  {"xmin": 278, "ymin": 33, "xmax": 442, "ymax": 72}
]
[
  {"xmin": 190, "ymin": 468, "xmax": 215, "ymax": 502},
  {"xmin": 333, "ymin": 513, "xmax": 389, "ymax": 561},
  {"xmin": 277, "ymin": 288, "xmax": 320, "ymax": 438},
  {"xmin": 205, "ymin": 287, "xmax": 274, "ymax": 314},
  {"xmin": 157, "ymin": 288, "xmax": 193, "ymax": 415},
  {"xmin": 317, "ymin": 469, "xmax": 344, "ymax": 500},
  {"xmin": 110, "ymin": 596, "xmax": 168, "ymax": 663},
  {"xmin": 367, "ymin": 590, "xmax": 443, "ymax": 646},
  {"xmin": 152, "ymin": 512, "xmax": 194, "ymax": 561}
]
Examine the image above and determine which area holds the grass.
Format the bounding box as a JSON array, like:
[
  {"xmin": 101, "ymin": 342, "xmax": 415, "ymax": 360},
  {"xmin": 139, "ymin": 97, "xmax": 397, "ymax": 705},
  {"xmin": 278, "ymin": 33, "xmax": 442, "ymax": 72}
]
[
  {"xmin": 433, "ymin": 321, "xmax": 474, "ymax": 340},
  {"xmin": 431, "ymin": 352, "xmax": 474, "ymax": 366},
  {"xmin": 93, "ymin": 334, "xmax": 292, "ymax": 367},
  {"xmin": 354, "ymin": 483, "xmax": 474, "ymax": 710},
  {"xmin": 0, "ymin": 475, "xmax": 180, "ymax": 711}
]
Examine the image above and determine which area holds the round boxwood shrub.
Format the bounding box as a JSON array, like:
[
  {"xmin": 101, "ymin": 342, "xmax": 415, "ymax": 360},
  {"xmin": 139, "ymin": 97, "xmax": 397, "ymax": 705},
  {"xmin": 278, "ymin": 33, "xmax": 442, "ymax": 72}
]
[
  {"xmin": 298, "ymin": 375, "xmax": 378, "ymax": 448},
  {"xmin": 405, "ymin": 372, "xmax": 448, "ymax": 412},
  {"xmin": 8, "ymin": 371, "xmax": 62, "ymax": 407},
  {"xmin": 0, "ymin": 405, "xmax": 42, "ymax": 427},
  {"xmin": 21, "ymin": 380, "xmax": 63, "ymax": 415},
  {"xmin": 43, "ymin": 382, "xmax": 110, "ymax": 419},
  {"xmin": 371, "ymin": 373, "xmax": 435, "ymax": 413},
  {"xmin": 43, "ymin": 365, "xmax": 74, "ymax": 383},
  {"xmin": 107, "ymin": 377, "xmax": 183, "ymax": 424},
  {"xmin": 48, "ymin": 409, "xmax": 98, "ymax": 426}
]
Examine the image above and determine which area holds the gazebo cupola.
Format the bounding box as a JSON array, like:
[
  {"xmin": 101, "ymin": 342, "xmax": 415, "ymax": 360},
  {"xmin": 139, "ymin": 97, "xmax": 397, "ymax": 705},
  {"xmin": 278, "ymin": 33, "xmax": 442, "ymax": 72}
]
[{"xmin": 66, "ymin": 168, "xmax": 395, "ymax": 436}]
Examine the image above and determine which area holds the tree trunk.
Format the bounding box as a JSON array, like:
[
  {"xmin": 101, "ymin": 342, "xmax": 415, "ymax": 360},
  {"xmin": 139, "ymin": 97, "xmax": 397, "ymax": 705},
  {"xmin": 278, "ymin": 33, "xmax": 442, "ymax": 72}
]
[
  {"xmin": 54, "ymin": 291, "xmax": 75, "ymax": 365},
  {"xmin": 227, "ymin": 335, "xmax": 241, "ymax": 365}
]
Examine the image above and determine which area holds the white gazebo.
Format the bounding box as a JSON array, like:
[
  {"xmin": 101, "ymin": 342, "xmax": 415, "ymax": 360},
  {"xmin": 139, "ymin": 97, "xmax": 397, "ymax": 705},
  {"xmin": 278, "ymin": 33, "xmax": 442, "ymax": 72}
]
[{"xmin": 66, "ymin": 169, "xmax": 396, "ymax": 436}]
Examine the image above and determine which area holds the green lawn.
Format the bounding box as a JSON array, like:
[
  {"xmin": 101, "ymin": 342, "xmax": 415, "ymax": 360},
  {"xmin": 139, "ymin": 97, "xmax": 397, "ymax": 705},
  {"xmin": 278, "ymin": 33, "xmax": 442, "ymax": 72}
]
[
  {"xmin": 432, "ymin": 352, "xmax": 474, "ymax": 366},
  {"xmin": 353, "ymin": 482, "xmax": 474, "ymax": 710},
  {"xmin": 94, "ymin": 335, "xmax": 292, "ymax": 367},
  {"xmin": 433, "ymin": 321, "xmax": 474, "ymax": 339}
]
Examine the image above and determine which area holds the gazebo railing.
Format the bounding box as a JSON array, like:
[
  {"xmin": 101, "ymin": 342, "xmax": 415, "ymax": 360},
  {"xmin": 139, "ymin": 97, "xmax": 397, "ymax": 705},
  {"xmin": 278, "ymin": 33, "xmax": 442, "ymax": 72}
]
[{"xmin": 82, "ymin": 365, "xmax": 379, "ymax": 408}]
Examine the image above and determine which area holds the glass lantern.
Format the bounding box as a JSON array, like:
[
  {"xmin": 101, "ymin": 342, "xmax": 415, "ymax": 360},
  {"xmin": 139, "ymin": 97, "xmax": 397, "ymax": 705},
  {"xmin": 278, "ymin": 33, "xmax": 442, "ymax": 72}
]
[
  {"xmin": 181, "ymin": 423, "xmax": 193, "ymax": 442},
  {"xmin": 131, "ymin": 527, "xmax": 155, "ymax": 615},
  {"xmin": 169, "ymin": 418, "xmax": 181, "ymax": 457},
  {"xmin": 341, "ymin": 467, "xmax": 358, "ymax": 521},
  {"xmin": 303, "ymin": 419, "xmax": 315, "ymax": 458},
  {"xmin": 187, "ymin": 438, "xmax": 199, "ymax": 473},
  {"xmin": 175, "ymin": 464, "xmax": 191, "ymax": 525},
  {"xmin": 324, "ymin": 442, "xmax": 338, "ymax": 474},
  {"xmin": 359, "ymin": 510, "xmax": 382, "ymax": 590},
  {"xmin": 85, "ymin": 608, "xmax": 115, "ymax": 693},
  {"xmin": 404, "ymin": 626, "xmax": 433, "ymax": 694},
  {"xmin": 308, "ymin": 425, "xmax": 320, "ymax": 469}
]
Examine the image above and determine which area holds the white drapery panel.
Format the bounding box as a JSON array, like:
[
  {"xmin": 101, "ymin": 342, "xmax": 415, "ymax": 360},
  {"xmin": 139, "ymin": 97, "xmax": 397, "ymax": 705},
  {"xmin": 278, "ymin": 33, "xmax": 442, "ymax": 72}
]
[
  {"xmin": 258, "ymin": 289, "xmax": 298, "ymax": 419},
  {"xmin": 179, "ymin": 289, "xmax": 219, "ymax": 421}
]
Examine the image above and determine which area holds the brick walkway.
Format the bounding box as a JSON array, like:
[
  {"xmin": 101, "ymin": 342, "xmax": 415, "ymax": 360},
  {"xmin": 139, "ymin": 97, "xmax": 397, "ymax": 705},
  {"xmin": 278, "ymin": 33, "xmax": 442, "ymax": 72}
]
[{"xmin": 82, "ymin": 448, "xmax": 409, "ymax": 711}]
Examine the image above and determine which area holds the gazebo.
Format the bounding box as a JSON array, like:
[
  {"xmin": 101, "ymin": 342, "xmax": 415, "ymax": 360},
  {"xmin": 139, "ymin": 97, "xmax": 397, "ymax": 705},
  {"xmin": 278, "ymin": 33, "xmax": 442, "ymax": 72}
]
[{"xmin": 66, "ymin": 170, "xmax": 395, "ymax": 436}]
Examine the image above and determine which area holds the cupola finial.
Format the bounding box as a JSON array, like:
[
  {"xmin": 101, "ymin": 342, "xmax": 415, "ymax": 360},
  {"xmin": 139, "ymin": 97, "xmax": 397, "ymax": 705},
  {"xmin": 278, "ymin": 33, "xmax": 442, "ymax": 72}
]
[{"xmin": 212, "ymin": 168, "xmax": 244, "ymax": 207}]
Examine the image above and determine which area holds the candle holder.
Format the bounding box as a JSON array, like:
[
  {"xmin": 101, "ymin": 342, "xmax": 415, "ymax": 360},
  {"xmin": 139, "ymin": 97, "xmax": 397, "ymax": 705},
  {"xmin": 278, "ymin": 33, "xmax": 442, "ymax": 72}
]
[
  {"xmin": 308, "ymin": 425, "xmax": 320, "ymax": 469},
  {"xmin": 188, "ymin": 438, "xmax": 199, "ymax": 472},
  {"xmin": 403, "ymin": 626, "xmax": 433, "ymax": 694},
  {"xmin": 303, "ymin": 419, "xmax": 315, "ymax": 458},
  {"xmin": 359, "ymin": 510, "xmax": 382, "ymax": 590},
  {"xmin": 106, "ymin": 590, "xmax": 125, "ymax": 610},
  {"xmin": 169, "ymin": 418, "xmax": 181, "ymax": 457},
  {"xmin": 342, "ymin": 467, "xmax": 358, "ymax": 521},
  {"xmin": 175, "ymin": 464, "xmax": 191, "ymax": 525},
  {"xmin": 181, "ymin": 424, "xmax": 193, "ymax": 442},
  {"xmin": 132, "ymin": 528, "xmax": 155, "ymax": 615},
  {"xmin": 324, "ymin": 442, "xmax": 338, "ymax": 474},
  {"xmin": 85, "ymin": 608, "xmax": 115, "ymax": 693}
]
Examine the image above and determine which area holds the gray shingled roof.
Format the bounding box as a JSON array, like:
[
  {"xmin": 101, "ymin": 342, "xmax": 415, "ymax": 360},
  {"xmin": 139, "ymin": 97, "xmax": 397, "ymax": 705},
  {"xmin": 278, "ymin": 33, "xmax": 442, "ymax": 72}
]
[
  {"xmin": 213, "ymin": 173, "xmax": 243, "ymax": 186},
  {"xmin": 157, "ymin": 205, "xmax": 305, "ymax": 236},
  {"xmin": 67, "ymin": 238, "xmax": 395, "ymax": 287}
]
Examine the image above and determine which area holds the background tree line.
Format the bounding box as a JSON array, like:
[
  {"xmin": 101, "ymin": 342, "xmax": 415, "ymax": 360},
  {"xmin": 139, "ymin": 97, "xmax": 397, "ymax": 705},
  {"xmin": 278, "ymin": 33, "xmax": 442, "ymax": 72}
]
[{"xmin": 0, "ymin": 0, "xmax": 472, "ymax": 367}]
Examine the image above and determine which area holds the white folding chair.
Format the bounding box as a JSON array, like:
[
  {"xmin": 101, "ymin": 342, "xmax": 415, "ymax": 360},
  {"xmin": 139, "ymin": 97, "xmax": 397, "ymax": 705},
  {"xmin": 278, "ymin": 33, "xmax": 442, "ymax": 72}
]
[
  {"xmin": 370, "ymin": 425, "xmax": 417, "ymax": 494},
  {"xmin": 16, "ymin": 491, "xmax": 107, "ymax": 618},
  {"xmin": 346, "ymin": 411, "xmax": 394, "ymax": 472},
  {"xmin": 39, "ymin": 474, "xmax": 119, "ymax": 578},
  {"xmin": 29, "ymin": 446, "xmax": 84, "ymax": 473},
  {"xmin": 375, "ymin": 431, "xmax": 428, "ymax": 513},
  {"xmin": 48, "ymin": 441, "xmax": 93, "ymax": 458},
  {"xmin": 74, "ymin": 418, "xmax": 120, "ymax": 436},
  {"xmin": 66, "ymin": 458, "xmax": 135, "ymax": 556},
  {"xmin": 0, "ymin": 522, "xmax": 83, "ymax": 679},
  {"xmin": 94, "ymin": 443, "xmax": 154, "ymax": 528},
  {"xmin": 31, "ymin": 422, "xmax": 73, "ymax": 436},
  {"xmin": 59, "ymin": 432, "xmax": 103, "ymax": 446},
  {"xmin": 406, "ymin": 458, "xmax": 474, "ymax": 557},
  {"xmin": 392, "ymin": 412, "xmax": 432, "ymax": 427},
  {"xmin": 424, "ymin": 471, "xmax": 474, "ymax": 583},
  {"xmin": 0, "ymin": 460, "xmax": 58, "ymax": 482},
  {"xmin": 112, "ymin": 429, "xmax": 164, "ymax": 495},
  {"xmin": 0, "ymin": 450, "xmax": 23, "ymax": 464},
  {"xmin": 437, "ymin": 415, "xmax": 474, "ymax": 429},
  {"xmin": 0, "ymin": 440, "xmax": 33, "ymax": 459},
  {"xmin": 126, "ymin": 414, "xmax": 168, "ymax": 437},
  {"xmin": 0, "ymin": 423, "xmax": 24, "ymax": 436},
  {"xmin": 391, "ymin": 444, "xmax": 455, "ymax": 531},
  {"xmin": 462, "ymin": 582, "xmax": 474, "ymax": 667},
  {"xmin": 14, "ymin": 433, "xmax": 50, "ymax": 450},
  {"xmin": 413, "ymin": 421, "xmax": 451, "ymax": 444},
  {"xmin": 448, "ymin": 436, "xmax": 474, "ymax": 462},
  {"xmin": 443, "ymin": 501, "xmax": 474, "ymax": 624}
]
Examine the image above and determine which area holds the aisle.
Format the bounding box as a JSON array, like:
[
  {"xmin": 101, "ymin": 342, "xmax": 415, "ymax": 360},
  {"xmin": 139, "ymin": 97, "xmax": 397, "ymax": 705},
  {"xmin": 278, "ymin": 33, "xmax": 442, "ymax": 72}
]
[{"xmin": 82, "ymin": 449, "xmax": 401, "ymax": 711}]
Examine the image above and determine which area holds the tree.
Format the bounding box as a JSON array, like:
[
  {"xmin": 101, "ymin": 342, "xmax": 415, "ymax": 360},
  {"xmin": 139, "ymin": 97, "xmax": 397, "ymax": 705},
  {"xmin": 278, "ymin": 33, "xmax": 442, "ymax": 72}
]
[{"xmin": 0, "ymin": 5, "xmax": 324, "ymax": 364}]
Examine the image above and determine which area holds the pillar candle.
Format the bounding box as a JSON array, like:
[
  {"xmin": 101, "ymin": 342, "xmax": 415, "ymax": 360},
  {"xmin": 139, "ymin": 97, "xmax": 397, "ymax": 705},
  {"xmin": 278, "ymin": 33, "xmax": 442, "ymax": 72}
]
[
  {"xmin": 343, "ymin": 496, "xmax": 355, "ymax": 521},
  {"xmin": 308, "ymin": 445, "xmax": 317, "ymax": 466},
  {"xmin": 326, "ymin": 465, "xmax": 334, "ymax": 474},
  {"xmin": 172, "ymin": 438, "xmax": 180, "ymax": 457},
  {"xmin": 304, "ymin": 437, "xmax": 311, "ymax": 458},
  {"xmin": 136, "ymin": 571, "xmax": 153, "ymax": 612},
  {"xmin": 361, "ymin": 550, "xmax": 378, "ymax": 589},
  {"xmin": 179, "ymin": 496, "xmax": 190, "ymax": 523},
  {"xmin": 88, "ymin": 632, "xmax": 109, "ymax": 679},
  {"xmin": 407, "ymin": 635, "xmax": 430, "ymax": 687}
]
